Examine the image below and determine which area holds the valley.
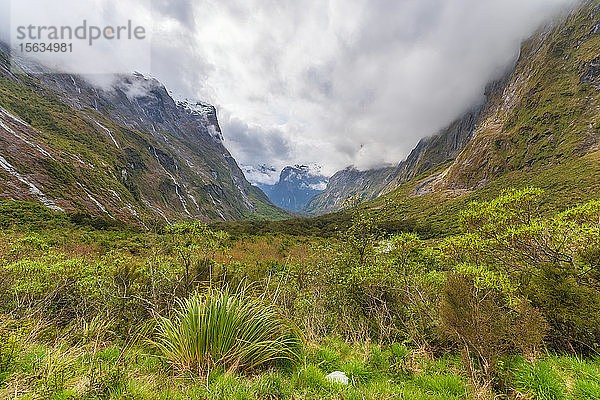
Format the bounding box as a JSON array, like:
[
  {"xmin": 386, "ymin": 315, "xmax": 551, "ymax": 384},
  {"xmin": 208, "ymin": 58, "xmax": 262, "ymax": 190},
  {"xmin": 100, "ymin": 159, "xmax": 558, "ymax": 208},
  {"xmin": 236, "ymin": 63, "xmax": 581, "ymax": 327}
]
[{"xmin": 0, "ymin": 1, "xmax": 600, "ymax": 399}]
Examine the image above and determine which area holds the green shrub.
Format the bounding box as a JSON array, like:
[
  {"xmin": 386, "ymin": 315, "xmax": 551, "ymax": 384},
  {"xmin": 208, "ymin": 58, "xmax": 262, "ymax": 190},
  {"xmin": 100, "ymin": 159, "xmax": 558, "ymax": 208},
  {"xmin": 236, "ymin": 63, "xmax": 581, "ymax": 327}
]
[
  {"xmin": 154, "ymin": 288, "xmax": 302, "ymax": 374},
  {"xmin": 440, "ymin": 274, "xmax": 548, "ymax": 393}
]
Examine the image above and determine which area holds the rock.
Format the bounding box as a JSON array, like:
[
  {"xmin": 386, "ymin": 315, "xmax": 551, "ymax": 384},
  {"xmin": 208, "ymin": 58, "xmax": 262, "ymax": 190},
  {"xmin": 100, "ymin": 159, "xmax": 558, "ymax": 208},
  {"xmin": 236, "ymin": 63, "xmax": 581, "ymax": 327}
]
[
  {"xmin": 325, "ymin": 371, "xmax": 349, "ymax": 385},
  {"xmin": 580, "ymin": 56, "xmax": 600, "ymax": 86}
]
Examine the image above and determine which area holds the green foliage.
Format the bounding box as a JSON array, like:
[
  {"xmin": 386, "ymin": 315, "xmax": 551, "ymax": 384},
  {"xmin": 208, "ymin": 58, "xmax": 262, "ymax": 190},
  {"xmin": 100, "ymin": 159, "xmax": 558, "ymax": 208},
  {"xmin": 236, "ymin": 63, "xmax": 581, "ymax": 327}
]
[
  {"xmin": 166, "ymin": 221, "xmax": 231, "ymax": 292},
  {"xmin": 251, "ymin": 371, "xmax": 293, "ymax": 399},
  {"xmin": 442, "ymin": 188, "xmax": 600, "ymax": 352},
  {"xmin": 70, "ymin": 211, "xmax": 131, "ymax": 231},
  {"xmin": 0, "ymin": 200, "xmax": 69, "ymax": 229},
  {"xmin": 0, "ymin": 319, "xmax": 26, "ymax": 385},
  {"xmin": 413, "ymin": 374, "xmax": 467, "ymax": 398},
  {"xmin": 153, "ymin": 287, "xmax": 302, "ymax": 374},
  {"xmin": 440, "ymin": 274, "xmax": 548, "ymax": 394},
  {"xmin": 573, "ymin": 380, "xmax": 600, "ymax": 400},
  {"xmin": 1, "ymin": 188, "xmax": 600, "ymax": 398},
  {"xmin": 296, "ymin": 365, "xmax": 330, "ymax": 391},
  {"xmin": 513, "ymin": 360, "xmax": 567, "ymax": 400}
]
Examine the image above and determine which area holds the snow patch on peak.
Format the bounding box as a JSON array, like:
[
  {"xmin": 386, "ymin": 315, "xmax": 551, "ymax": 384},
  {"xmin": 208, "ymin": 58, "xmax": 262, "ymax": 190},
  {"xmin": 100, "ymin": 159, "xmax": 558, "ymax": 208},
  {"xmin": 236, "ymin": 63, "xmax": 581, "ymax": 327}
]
[{"xmin": 177, "ymin": 100, "xmax": 214, "ymax": 116}]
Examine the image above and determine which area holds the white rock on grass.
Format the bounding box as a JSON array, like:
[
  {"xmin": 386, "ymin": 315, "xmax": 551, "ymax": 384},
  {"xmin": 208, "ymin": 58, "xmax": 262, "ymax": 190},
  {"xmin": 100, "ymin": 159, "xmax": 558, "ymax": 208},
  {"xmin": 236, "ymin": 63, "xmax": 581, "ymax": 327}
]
[{"xmin": 325, "ymin": 371, "xmax": 349, "ymax": 385}]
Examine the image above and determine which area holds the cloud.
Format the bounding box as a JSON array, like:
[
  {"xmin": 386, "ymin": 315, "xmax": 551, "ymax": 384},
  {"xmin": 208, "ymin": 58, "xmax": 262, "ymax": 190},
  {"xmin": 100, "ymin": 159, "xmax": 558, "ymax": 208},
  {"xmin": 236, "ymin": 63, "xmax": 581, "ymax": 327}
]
[
  {"xmin": 223, "ymin": 115, "xmax": 294, "ymax": 173},
  {"xmin": 0, "ymin": 0, "xmax": 578, "ymax": 178},
  {"xmin": 152, "ymin": 0, "xmax": 578, "ymax": 176}
]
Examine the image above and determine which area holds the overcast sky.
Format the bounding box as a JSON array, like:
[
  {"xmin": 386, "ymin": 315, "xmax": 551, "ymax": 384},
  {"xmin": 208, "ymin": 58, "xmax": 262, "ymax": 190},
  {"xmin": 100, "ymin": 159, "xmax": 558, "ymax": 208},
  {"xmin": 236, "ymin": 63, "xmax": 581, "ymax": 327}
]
[{"xmin": 1, "ymin": 0, "xmax": 577, "ymax": 184}]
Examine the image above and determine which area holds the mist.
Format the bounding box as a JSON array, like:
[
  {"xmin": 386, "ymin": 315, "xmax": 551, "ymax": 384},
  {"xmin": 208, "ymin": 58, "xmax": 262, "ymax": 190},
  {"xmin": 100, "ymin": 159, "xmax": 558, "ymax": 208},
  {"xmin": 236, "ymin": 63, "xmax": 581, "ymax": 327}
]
[{"xmin": 0, "ymin": 0, "xmax": 577, "ymax": 183}]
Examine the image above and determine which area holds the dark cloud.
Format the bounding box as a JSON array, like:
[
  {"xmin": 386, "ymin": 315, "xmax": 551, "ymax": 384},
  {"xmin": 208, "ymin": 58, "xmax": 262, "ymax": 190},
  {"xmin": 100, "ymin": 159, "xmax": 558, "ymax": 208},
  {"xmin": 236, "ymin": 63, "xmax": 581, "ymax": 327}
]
[{"xmin": 223, "ymin": 116, "xmax": 293, "ymax": 168}]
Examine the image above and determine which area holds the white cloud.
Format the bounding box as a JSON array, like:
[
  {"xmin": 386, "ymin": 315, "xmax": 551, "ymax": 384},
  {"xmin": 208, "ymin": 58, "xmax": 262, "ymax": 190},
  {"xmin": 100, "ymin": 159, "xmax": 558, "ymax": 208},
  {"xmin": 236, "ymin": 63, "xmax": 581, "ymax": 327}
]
[{"xmin": 0, "ymin": 0, "xmax": 578, "ymax": 178}]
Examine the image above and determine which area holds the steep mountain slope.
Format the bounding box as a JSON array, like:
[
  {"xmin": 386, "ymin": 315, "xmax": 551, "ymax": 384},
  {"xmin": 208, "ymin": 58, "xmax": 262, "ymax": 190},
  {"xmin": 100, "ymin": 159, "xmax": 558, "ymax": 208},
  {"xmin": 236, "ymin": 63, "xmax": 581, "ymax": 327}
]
[
  {"xmin": 259, "ymin": 165, "xmax": 328, "ymax": 211},
  {"xmin": 303, "ymin": 101, "xmax": 492, "ymax": 215},
  {"xmin": 364, "ymin": 0, "xmax": 600, "ymax": 235},
  {"xmin": 306, "ymin": 0, "xmax": 600, "ymax": 218},
  {"xmin": 423, "ymin": 1, "xmax": 600, "ymax": 193},
  {"xmin": 0, "ymin": 47, "xmax": 289, "ymax": 225}
]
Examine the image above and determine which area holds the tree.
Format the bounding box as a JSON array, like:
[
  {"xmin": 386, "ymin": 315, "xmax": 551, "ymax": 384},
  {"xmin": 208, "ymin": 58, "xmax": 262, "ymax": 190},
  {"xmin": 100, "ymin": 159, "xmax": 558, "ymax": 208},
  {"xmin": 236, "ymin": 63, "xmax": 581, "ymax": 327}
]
[
  {"xmin": 440, "ymin": 274, "xmax": 547, "ymax": 398},
  {"xmin": 442, "ymin": 188, "xmax": 600, "ymax": 352}
]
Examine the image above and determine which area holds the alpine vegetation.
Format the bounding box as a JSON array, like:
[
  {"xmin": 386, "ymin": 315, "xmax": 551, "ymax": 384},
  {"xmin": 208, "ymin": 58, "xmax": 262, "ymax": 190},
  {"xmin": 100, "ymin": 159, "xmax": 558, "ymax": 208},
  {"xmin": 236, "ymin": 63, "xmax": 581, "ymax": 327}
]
[{"xmin": 153, "ymin": 287, "xmax": 302, "ymax": 374}]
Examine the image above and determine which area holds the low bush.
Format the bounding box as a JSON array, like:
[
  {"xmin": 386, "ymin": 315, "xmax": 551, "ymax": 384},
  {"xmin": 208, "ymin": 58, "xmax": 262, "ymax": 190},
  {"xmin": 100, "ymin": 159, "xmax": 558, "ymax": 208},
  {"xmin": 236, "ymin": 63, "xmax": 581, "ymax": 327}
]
[{"xmin": 153, "ymin": 288, "xmax": 302, "ymax": 374}]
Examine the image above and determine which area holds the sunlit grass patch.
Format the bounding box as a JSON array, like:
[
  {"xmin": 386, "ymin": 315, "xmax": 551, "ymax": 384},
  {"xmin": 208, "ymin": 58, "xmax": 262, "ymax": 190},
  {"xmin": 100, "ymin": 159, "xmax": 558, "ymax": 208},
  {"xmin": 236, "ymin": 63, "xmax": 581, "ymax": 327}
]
[{"xmin": 512, "ymin": 359, "xmax": 567, "ymax": 400}]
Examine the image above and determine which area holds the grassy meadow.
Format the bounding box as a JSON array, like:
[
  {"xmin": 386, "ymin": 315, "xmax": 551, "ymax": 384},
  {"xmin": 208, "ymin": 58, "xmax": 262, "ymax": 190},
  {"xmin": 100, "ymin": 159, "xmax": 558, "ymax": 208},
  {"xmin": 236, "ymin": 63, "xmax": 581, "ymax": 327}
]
[{"xmin": 0, "ymin": 187, "xmax": 599, "ymax": 399}]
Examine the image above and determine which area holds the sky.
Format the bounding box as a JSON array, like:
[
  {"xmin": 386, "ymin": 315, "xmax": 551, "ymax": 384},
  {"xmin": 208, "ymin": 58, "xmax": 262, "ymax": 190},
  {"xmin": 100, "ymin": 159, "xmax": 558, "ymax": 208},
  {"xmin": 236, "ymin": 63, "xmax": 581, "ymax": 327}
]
[{"xmin": 0, "ymin": 0, "xmax": 577, "ymax": 184}]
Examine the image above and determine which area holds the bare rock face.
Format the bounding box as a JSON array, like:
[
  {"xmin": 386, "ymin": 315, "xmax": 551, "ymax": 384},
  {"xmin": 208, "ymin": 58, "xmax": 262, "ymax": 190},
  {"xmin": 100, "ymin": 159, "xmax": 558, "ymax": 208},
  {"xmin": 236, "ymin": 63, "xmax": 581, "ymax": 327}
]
[{"xmin": 580, "ymin": 56, "xmax": 600, "ymax": 86}]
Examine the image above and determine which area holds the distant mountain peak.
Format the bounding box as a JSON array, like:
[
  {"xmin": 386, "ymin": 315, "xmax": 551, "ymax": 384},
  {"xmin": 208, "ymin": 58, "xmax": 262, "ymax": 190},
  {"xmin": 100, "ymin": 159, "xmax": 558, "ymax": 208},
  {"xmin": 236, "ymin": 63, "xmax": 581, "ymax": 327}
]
[{"xmin": 259, "ymin": 165, "xmax": 328, "ymax": 212}]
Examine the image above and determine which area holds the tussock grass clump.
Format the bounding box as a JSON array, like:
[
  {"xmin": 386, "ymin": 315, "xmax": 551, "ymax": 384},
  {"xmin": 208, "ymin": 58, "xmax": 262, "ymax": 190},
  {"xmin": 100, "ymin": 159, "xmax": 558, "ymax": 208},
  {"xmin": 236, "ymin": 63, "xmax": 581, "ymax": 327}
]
[
  {"xmin": 513, "ymin": 360, "xmax": 567, "ymax": 400},
  {"xmin": 573, "ymin": 379, "xmax": 600, "ymax": 400},
  {"xmin": 154, "ymin": 288, "xmax": 302, "ymax": 374}
]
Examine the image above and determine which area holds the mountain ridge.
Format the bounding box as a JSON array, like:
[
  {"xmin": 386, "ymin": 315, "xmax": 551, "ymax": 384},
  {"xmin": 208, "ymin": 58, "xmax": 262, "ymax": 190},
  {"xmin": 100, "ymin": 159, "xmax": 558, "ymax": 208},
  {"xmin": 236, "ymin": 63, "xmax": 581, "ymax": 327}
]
[
  {"xmin": 0, "ymin": 46, "xmax": 290, "ymax": 225},
  {"xmin": 304, "ymin": 1, "xmax": 600, "ymax": 217},
  {"xmin": 259, "ymin": 165, "xmax": 328, "ymax": 212}
]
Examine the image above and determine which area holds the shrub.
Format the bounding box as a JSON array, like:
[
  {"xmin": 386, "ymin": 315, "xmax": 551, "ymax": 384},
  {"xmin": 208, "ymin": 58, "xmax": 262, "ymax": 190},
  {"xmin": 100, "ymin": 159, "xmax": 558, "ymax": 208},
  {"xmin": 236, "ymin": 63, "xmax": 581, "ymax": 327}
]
[
  {"xmin": 440, "ymin": 274, "xmax": 548, "ymax": 395},
  {"xmin": 444, "ymin": 189, "xmax": 600, "ymax": 352},
  {"xmin": 153, "ymin": 288, "xmax": 302, "ymax": 374}
]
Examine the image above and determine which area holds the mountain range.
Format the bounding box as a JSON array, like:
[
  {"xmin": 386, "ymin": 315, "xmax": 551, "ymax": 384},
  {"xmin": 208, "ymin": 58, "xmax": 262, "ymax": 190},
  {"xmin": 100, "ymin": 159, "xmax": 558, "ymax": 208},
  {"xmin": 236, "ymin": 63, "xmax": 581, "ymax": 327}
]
[
  {"xmin": 0, "ymin": 45, "xmax": 290, "ymax": 225},
  {"xmin": 258, "ymin": 165, "xmax": 328, "ymax": 212},
  {"xmin": 1, "ymin": 0, "xmax": 600, "ymax": 231},
  {"xmin": 303, "ymin": 1, "xmax": 600, "ymax": 225}
]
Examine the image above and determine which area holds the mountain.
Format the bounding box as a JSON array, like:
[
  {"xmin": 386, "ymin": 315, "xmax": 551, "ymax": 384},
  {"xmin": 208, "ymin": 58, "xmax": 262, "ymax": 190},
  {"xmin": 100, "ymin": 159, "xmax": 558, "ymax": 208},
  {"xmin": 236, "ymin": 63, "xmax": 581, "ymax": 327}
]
[
  {"xmin": 303, "ymin": 101, "xmax": 491, "ymax": 215},
  {"xmin": 258, "ymin": 165, "xmax": 328, "ymax": 212},
  {"xmin": 305, "ymin": 0, "xmax": 600, "ymax": 221},
  {"xmin": 0, "ymin": 46, "xmax": 290, "ymax": 225}
]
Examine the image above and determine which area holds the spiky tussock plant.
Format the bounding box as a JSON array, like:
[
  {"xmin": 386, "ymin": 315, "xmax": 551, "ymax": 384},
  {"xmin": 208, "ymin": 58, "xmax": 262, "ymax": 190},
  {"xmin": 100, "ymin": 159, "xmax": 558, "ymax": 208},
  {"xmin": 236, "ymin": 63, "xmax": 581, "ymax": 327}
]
[{"xmin": 153, "ymin": 288, "xmax": 302, "ymax": 374}]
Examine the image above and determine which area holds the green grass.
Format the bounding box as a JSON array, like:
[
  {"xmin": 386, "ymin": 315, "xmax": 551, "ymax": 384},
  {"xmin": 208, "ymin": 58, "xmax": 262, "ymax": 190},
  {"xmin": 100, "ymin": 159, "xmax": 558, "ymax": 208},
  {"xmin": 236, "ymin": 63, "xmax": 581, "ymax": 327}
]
[
  {"xmin": 3, "ymin": 312, "xmax": 600, "ymax": 400},
  {"xmin": 513, "ymin": 360, "xmax": 567, "ymax": 400}
]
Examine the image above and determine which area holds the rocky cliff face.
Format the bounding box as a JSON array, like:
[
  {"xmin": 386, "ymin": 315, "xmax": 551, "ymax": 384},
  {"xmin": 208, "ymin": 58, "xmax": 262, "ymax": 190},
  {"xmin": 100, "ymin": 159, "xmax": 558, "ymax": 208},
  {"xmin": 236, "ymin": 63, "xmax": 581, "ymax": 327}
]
[
  {"xmin": 0, "ymin": 47, "xmax": 288, "ymax": 224},
  {"xmin": 306, "ymin": 0, "xmax": 600, "ymax": 216},
  {"xmin": 259, "ymin": 165, "xmax": 328, "ymax": 212}
]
